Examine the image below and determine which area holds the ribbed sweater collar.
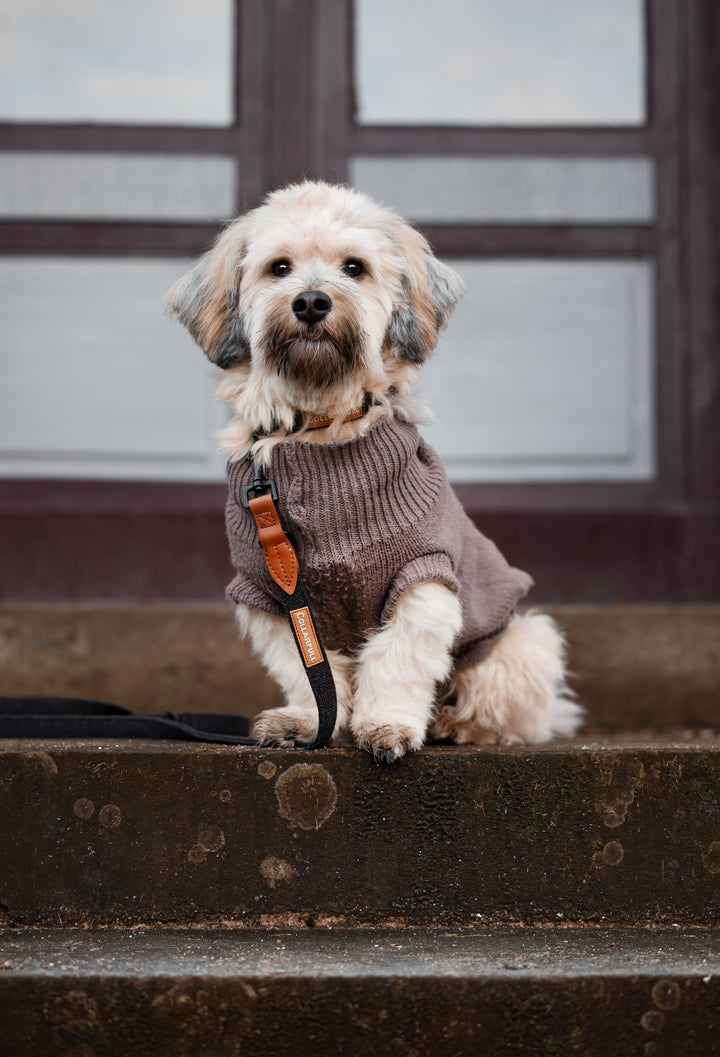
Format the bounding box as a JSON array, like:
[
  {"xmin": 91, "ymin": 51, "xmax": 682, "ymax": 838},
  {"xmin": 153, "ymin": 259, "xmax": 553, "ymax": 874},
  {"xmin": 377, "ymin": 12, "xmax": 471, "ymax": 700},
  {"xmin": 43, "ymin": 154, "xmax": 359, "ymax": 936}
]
[{"xmin": 231, "ymin": 417, "xmax": 449, "ymax": 559}]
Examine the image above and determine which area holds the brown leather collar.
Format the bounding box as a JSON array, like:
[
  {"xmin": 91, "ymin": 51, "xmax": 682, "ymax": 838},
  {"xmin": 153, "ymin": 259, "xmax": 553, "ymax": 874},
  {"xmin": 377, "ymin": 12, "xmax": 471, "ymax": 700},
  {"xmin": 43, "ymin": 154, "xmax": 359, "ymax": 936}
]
[
  {"xmin": 253, "ymin": 391, "xmax": 380, "ymax": 442},
  {"xmin": 304, "ymin": 403, "xmax": 368, "ymax": 430}
]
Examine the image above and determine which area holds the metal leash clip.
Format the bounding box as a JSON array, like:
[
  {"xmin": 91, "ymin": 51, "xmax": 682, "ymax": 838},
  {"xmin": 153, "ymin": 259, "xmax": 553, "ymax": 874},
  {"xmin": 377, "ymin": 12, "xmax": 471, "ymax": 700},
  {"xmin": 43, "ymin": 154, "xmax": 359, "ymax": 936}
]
[{"xmin": 241, "ymin": 458, "xmax": 278, "ymax": 508}]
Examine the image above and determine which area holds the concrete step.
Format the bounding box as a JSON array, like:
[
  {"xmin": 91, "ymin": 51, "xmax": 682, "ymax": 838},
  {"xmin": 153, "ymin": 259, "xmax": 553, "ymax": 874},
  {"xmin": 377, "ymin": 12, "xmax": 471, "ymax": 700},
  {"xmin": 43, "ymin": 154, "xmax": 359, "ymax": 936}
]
[
  {"xmin": 2, "ymin": 738, "xmax": 719, "ymax": 928},
  {"xmin": 2, "ymin": 602, "xmax": 720, "ymax": 729},
  {"xmin": 1, "ymin": 926, "xmax": 719, "ymax": 1056}
]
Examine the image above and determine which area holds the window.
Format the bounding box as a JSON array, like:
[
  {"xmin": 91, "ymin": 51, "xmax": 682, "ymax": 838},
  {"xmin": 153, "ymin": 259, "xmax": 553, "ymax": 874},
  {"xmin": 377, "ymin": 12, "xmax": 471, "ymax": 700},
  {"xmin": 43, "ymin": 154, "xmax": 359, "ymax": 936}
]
[{"xmin": 1, "ymin": 0, "xmax": 717, "ymax": 601}]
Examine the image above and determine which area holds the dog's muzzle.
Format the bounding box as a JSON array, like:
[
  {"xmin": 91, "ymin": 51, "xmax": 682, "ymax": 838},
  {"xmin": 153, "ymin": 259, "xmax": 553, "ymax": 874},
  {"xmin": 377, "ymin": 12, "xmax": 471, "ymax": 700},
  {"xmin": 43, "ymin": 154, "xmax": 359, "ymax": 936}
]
[{"xmin": 261, "ymin": 300, "xmax": 363, "ymax": 387}]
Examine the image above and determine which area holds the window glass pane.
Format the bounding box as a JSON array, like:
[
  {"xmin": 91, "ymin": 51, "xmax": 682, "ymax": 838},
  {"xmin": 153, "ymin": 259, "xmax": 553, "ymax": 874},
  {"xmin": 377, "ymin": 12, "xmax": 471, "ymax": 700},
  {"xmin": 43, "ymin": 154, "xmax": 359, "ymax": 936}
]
[
  {"xmin": 0, "ymin": 258, "xmax": 226, "ymax": 481},
  {"xmin": 420, "ymin": 260, "xmax": 654, "ymax": 482},
  {"xmin": 0, "ymin": 153, "xmax": 237, "ymax": 222},
  {"xmin": 0, "ymin": 0, "xmax": 234, "ymax": 126},
  {"xmin": 355, "ymin": 0, "xmax": 645, "ymax": 126},
  {"xmin": 350, "ymin": 156, "xmax": 654, "ymax": 224}
]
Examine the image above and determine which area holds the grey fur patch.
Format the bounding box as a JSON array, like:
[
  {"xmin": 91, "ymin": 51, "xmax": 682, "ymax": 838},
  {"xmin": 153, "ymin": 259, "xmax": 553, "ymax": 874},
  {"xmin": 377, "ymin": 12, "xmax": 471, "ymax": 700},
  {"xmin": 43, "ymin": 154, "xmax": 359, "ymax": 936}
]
[
  {"xmin": 168, "ymin": 260, "xmax": 210, "ymax": 334},
  {"xmin": 167, "ymin": 255, "xmax": 251, "ymax": 368},
  {"xmin": 384, "ymin": 303, "xmax": 427, "ymax": 364},
  {"xmin": 214, "ymin": 312, "xmax": 252, "ymax": 368},
  {"xmin": 426, "ymin": 255, "xmax": 464, "ymax": 328}
]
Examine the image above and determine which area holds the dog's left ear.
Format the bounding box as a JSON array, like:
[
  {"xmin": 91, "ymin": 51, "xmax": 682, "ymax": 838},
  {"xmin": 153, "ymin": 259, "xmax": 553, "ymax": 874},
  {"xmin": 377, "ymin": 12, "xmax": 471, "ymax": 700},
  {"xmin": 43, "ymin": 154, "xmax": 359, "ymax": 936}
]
[
  {"xmin": 385, "ymin": 222, "xmax": 464, "ymax": 364},
  {"xmin": 164, "ymin": 219, "xmax": 251, "ymax": 369}
]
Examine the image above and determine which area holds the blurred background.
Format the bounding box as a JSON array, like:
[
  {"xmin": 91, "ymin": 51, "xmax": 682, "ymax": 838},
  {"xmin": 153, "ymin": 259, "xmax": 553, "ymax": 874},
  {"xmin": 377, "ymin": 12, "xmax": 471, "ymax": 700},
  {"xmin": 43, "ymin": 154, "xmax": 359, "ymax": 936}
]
[{"xmin": 0, "ymin": 0, "xmax": 718, "ymax": 723}]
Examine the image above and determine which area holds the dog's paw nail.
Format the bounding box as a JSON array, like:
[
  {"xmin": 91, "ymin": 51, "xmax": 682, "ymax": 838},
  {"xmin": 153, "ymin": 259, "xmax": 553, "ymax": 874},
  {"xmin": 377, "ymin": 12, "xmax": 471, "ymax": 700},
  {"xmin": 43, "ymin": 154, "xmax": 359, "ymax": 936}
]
[
  {"xmin": 404, "ymin": 739, "xmax": 413, "ymax": 754},
  {"xmin": 373, "ymin": 748, "xmax": 396, "ymax": 765},
  {"xmin": 260, "ymin": 737, "xmax": 276, "ymax": 748},
  {"xmin": 283, "ymin": 731, "xmax": 297, "ymax": 740}
]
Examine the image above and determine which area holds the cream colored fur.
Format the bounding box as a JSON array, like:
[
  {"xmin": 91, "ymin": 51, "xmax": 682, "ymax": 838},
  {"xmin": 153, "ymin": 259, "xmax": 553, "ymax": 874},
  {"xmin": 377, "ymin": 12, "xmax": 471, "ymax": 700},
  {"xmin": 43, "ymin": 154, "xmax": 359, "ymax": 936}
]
[
  {"xmin": 166, "ymin": 180, "xmax": 583, "ymax": 760},
  {"xmin": 432, "ymin": 611, "xmax": 579, "ymax": 745},
  {"xmin": 235, "ymin": 604, "xmax": 354, "ymax": 744},
  {"xmin": 351, "ymin": 581, "xmax": 463, "ymax": 760}
]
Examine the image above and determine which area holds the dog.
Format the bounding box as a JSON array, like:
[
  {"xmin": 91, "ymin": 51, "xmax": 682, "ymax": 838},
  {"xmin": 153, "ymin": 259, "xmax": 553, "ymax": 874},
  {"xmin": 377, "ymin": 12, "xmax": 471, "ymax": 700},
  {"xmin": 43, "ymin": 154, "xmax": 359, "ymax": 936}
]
[{"xmin": 165, "ymin": 180, "xmax": 582, "ymax": 760}]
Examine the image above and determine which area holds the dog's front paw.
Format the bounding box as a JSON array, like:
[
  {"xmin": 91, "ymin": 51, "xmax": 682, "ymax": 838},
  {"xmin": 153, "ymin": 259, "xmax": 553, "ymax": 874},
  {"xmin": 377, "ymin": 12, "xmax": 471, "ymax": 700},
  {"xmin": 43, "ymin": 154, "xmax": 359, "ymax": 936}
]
[
  {"xmin": 352, "ymin": 722, "xmax": 423, "ymax": 764},
  {"xmin": 252, "ymin": 706, "xmax": 318, "ymax": 747}
]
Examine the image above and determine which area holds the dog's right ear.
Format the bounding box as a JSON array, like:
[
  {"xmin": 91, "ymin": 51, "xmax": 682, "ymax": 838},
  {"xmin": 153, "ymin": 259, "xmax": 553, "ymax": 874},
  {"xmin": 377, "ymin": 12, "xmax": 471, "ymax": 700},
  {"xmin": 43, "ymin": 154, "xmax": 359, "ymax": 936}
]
[
  {"xmin": 384, "ymin": 218, "xmax": 464, "ymax": 365},
  {"xmin": 164, "ymin": 221, "xmax": 251, "ymax": 368}
]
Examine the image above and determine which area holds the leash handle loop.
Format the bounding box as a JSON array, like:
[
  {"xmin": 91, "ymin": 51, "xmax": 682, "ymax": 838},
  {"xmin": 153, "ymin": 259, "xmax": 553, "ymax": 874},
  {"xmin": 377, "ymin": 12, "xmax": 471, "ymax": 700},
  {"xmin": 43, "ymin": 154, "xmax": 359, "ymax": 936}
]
[{"xmin": 247, "ymin": 492, "xmax": 299, "ymax": 595}]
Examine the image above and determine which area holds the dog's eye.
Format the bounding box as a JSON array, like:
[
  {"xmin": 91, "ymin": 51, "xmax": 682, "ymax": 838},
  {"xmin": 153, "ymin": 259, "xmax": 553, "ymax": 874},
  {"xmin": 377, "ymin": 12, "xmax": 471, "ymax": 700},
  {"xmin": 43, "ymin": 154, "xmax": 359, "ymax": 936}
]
[
  {"xmin": 342, "ymin": 259, "xmax": 364, "ymax": 278},
  {"xmin": 271, "ymin": 260, "xmax": 292, "ymax": 277}
]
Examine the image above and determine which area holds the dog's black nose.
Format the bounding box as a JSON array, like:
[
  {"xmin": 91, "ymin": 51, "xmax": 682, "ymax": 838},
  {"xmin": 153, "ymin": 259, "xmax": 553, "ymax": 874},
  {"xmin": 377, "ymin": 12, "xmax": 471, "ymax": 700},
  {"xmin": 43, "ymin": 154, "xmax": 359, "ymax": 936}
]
[{"xmin": 292, "ymin": 290, "xmax": 332, "ymax": 324}]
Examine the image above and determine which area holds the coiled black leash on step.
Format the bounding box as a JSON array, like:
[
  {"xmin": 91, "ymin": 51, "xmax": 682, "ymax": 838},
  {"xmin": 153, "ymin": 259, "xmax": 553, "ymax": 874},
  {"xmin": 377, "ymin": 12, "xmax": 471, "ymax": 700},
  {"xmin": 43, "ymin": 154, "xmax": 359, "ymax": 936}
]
[
  {"xmin": 241, "ymin": 457, "xmax": 337, "ymax": 751},
  {"xmin": 0, "ymin": 695, "xmax": 257, "ymax": 743},
  {"xmin": 0, "ymin": 461, "xmax": 337, "ymax": 748}
]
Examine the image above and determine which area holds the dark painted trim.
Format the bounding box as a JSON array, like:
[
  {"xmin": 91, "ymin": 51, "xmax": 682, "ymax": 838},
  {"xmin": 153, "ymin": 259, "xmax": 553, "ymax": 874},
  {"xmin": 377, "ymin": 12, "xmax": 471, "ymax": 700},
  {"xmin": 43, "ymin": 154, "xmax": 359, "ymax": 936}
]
[
  {"xmin": 420, "ymin": 226, "xmax": 656, "ymax": 256},
  {"xmin": 685, "ymin": 0, "xmax": 720, "ymax": 504},
  {"xmin": 0, "ymin": 223, "xmax": 657, "ymax": 257},
  {"xmin": 0, "ymin": 223, "xmax": 222, "ymax": 255},
  {"xmin": 0, "ymin": 125, "xmax": 241, "ymax": 154},
  {"xmin": 267, "ymin": 0, "xmax": 315, "ymax": 188},
  {"xmin": 233, "ymin": 0, "xmax": 270, "ymax": 209},
  {"xmin": 0, "ymin": 481, "xmax": 231, "ymax": 603},
  {"xmin": 0, "ymin": 479, "xmax": 226, "ymax": 513},
  {"xmin": 646, "ymin": 0, "xmax": 685, "ymax": 504},
  {"xmin": 348, "ymin": 128, "xmax": 656, "ymax": 158},
  {"xmin": 312, "ymin": 0, "xmax": 353, "ymax": 181},
  {"xmin": 453, "ymin": 481, "xmax": 670, "ymax": 513},
  {"xmin": 0, "ymin": 477, "xmax": 668, "ymax": 515},
  {"xmin": 0, "ymin": 480, "xmax": 717, "ymax": 602}
]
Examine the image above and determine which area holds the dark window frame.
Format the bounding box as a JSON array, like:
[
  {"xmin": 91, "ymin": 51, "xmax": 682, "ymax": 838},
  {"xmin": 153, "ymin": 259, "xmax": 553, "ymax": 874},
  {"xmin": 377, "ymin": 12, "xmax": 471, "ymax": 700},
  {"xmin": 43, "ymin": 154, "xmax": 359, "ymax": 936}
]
[
  {"xmin": 0, "ymin": 0, "xmax": 718, "ymax": 602},
  {"xmin": 309, "ymin": 0, "xmax": 685, "ymax": 513},
  {"xmin": 0, "ymin": 0, "xmax": 268, "ymax": 252}
]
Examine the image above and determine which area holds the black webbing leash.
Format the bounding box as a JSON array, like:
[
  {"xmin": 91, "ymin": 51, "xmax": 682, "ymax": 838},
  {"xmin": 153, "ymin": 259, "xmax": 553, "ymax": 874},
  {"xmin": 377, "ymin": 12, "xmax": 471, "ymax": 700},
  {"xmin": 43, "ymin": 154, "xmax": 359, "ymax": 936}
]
[
  {"xmin": 0, "ymin": 695, "xmax": 257, "ymax": 743},
  {"xmin": 241, "ymin": 456, "xmax": 337, "ymax": 750},
  {"xmin": 1, "ymin": 450, "xmax": 340, "ymax": 748}
]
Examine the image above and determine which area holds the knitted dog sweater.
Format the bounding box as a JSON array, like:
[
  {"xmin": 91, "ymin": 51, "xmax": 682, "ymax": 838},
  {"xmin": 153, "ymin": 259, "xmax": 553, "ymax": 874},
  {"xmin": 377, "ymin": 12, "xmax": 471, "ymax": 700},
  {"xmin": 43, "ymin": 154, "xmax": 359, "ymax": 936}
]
[{"xmin": 225, "ymin": 417, "xmax": 533, "ymax": 667}]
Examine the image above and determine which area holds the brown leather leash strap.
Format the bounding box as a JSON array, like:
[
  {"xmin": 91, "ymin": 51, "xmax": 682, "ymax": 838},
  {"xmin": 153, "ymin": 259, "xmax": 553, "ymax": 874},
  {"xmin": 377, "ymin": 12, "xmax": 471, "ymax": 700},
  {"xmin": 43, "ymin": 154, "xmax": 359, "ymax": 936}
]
[{"xmin": 242, "ymin": 462, "xmax": 337, "ymax": 750}]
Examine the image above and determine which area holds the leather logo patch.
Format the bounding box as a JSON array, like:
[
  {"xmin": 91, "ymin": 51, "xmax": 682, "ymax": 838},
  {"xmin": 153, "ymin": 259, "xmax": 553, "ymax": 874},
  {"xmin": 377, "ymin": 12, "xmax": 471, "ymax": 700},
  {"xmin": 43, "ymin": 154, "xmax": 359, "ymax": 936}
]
[{"xmin": 291, "ymin": 607, "xmax": 323, "ymax": 668}]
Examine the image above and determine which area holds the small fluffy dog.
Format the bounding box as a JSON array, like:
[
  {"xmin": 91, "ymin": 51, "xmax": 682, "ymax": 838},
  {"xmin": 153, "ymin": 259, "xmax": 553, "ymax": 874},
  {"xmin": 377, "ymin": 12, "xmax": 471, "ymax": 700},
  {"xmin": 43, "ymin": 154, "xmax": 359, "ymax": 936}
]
[{"xmin": 166, "ymin": 181, "xmax": 582, "ymax": 760}]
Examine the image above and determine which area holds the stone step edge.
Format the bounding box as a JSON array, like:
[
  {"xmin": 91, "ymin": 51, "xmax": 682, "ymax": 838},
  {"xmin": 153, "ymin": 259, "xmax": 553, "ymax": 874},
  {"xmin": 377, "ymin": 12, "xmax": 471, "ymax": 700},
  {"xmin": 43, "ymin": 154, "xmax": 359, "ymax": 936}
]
[
  {"xmin": 2, "ymin": 925, "xmax": 719, "ymax": 977},
  {"xmin": 3, "ymin": 928, "xmax": 719, "ymax": 1056},
  {"xmin": 3, "ymin": 741, "xmax": 720, "ymax": 930}
]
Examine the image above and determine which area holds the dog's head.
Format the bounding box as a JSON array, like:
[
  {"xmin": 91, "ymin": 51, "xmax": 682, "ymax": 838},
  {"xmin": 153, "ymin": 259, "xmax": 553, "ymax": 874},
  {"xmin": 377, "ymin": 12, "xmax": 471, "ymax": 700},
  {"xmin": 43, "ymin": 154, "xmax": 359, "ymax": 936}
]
[{"xmin": 165, "ymin": 181, "xmax": 463, "ymax": 401}]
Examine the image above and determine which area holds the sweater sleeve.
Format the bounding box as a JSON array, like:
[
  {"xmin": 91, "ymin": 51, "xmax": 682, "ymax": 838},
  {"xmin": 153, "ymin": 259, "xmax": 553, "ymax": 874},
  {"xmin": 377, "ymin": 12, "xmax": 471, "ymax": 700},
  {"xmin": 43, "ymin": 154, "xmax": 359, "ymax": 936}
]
[
  {"xmin": 380, "ymin": 552, "xmax": 460, "ymax": 625},
  {"xmin": 226, "ymin": 573, "xmax": 285, "ymax": 617}
]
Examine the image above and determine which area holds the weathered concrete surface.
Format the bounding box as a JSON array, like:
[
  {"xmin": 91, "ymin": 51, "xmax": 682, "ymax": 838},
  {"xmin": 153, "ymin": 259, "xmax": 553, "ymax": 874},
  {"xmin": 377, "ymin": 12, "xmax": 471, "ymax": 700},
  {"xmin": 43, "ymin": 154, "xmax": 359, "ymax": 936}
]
[
  {"xmin": 1, "ymin": 927, "xmax": 719, "ymax": 1056},
  {"xmin": 0, "ymin": 602, "xmax": 282, "ymax": 716},
  {"xmin": 562, "ymin": 604, "xmax": 720, "ymax": 729},
  {"xmin": 1, "ymin": 602, "xmax": 719, "ymax": 726},
  {"xmin": 1, "ymin": 740, "xmax": 719, "ymax": 927}
]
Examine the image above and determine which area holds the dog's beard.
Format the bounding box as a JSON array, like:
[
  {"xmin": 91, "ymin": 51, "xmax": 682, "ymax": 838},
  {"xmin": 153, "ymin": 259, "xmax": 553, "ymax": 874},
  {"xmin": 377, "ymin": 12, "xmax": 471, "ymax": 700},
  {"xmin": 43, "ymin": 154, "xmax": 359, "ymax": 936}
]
[{"xmin": 260, "ymin": 318, "xmax": 364, "ymax": 389}]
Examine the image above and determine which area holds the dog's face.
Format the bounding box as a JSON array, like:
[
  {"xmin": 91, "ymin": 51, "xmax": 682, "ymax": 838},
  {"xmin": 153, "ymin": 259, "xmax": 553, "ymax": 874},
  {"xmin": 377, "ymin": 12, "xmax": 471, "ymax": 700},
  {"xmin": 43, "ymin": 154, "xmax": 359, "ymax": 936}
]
[{"xmin": 166, "ymin": 181, "xmax": 463, "ymax": 406}]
